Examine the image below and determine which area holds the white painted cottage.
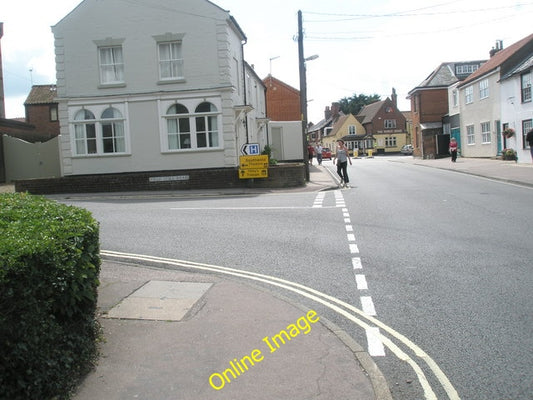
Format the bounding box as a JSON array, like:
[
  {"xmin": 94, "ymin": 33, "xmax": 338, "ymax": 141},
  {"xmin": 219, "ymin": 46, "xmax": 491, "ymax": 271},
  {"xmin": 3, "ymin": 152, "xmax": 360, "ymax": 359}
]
[
  {"xmin": 456, "ymin": 34, "xmax": 533, "ymax": 159},
  {"xmin": 500, "ymin": 54, "xmax": 533, "ymax": 162},
  {"xmin": 52, "ymin": 0, "xmax": 266, "ymax": 176}
]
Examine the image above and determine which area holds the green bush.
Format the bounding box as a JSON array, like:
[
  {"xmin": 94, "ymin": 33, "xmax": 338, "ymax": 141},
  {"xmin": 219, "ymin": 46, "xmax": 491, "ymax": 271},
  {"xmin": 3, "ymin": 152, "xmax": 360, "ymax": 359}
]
[{"xmin": 0, "ymin": 193, "xmax": 101, "ymax": 400}]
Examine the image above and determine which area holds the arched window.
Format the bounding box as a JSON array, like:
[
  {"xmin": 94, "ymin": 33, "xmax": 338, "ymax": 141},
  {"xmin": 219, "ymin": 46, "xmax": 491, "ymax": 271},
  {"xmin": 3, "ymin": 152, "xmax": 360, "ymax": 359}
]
[
  {"xmin": 195, "ymin": 102, "xmax": 219, "ymax": 148},
  {"xmin": 166, "ymin": 103, "xmax": 191, "ymax": 149},
  {"xmin": 101, "ymin": 107, "xmax": 125, "ymax": 153},
  {"xmin": 74, "ymin": 109, "xmax": 97, "ymax": 154}
]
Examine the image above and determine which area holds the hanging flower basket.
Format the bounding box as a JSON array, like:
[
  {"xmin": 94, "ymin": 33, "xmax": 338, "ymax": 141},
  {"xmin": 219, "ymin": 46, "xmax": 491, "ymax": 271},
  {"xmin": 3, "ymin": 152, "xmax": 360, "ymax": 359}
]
[{"xmin": 503, "ymin": 128, "xmax": 515, "ymax": 138}]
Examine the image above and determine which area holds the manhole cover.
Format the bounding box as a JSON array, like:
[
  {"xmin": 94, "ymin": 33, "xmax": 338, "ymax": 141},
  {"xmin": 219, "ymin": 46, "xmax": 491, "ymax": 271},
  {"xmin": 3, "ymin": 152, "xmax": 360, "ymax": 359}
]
[{"xmin": 105, "ymin": 280, "xmax": 213, "ymax": 321}]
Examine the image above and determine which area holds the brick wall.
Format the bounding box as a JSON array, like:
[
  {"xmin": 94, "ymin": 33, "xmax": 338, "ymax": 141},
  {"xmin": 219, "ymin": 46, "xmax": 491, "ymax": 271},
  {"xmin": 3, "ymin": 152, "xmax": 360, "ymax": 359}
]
[
  {"xmin": 264, "ymin": 76, "xmax": 301, "ymax": 121},
  {"xmin": 15, "ymin": 164, "xmax": 306, "ymax": 195},
  {"xmin": 25, "ymin": 104, "xmax": 59, "ymax": 140}
]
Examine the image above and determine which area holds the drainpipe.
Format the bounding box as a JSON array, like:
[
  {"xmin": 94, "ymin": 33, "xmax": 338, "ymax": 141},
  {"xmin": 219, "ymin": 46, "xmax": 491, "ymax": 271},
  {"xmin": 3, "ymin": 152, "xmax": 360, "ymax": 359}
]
[{"xmin": 241, "ymin": 40, "xmax": 249, "ymax": 143}]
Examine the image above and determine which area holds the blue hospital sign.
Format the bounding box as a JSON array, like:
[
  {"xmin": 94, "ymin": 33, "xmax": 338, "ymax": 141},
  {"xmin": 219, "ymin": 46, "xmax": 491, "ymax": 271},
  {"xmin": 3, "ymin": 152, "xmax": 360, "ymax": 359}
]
[{"xmin": 241, "ymin": 143, "xmax": 260, "ymax": 155}]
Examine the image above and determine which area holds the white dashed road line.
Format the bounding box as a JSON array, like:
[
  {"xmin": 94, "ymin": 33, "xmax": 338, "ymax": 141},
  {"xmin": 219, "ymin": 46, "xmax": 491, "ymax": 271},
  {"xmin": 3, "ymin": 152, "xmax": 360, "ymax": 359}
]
[{"xmin": 323, "ymin": 190, "xmax": 384, "ymax": 355}]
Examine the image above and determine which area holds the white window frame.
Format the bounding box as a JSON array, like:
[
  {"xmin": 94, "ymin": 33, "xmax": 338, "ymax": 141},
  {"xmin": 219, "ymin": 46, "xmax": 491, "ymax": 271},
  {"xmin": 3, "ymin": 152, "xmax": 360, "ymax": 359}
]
[
  {"xmin": 98, "ymin": 46, "xmax": 124, "ymax": 85},
  {"xmin": 479, "ymin": 79, "xmax": 489, "ymax": 99},
  {"xmin": 101, "ymin": 108, "xmax": 126, "ymax": 153},
  {"xmin": 71, "ymin": 105, "xmax": 129, "ymax": 156},
  {"xmin": 161, "ymin": 99, "xmax": 222, "ymax": 152},
  {"xmin": 158, "ymin": 41, "xmax": 184, "ymax": 81},
  {"xmin": 521, "ymin": 71, "xmax": 531, "ymax": 103},
  {"xmin": 456, "ymin": 64, "xmax": 479, "ymax": 75},
  {"xmin": 384, "ymin": 119, "xmax": 396, "ymax": 129},
  {"xmin": 523, "ymin": 119, "xmax": 533, "ymax": 149},
  {"xmin": 465, "ymin": 86, "xmax": 473, "ymax": 104},
  {"xmin": 481, "ymin": 121, "xmax": 491, "ymax": 143},
  {"xmin": 154, "ymin": 33, "xmax": 186, "ymax": 84},
  {"xmin": 385, "ymin": 136, "xmax": 397, "ymax": 147},
  {"xmin": 348, "ymin": 125, "xmax": 356, "ymax": 134},
  {"xmin": 467, "ymin": 124, "xmax": 475, "ymax": 145}
]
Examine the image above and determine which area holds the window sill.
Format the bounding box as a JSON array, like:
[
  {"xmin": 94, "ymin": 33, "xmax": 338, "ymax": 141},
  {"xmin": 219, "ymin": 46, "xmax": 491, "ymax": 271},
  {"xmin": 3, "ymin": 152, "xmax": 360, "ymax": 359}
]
[
  {"xmin": 158, "ymin": 78, "xmax": 186, "ymax": 85},
  {"xmin": 72, "ymin": 152, "xmax": 131, "ymax": 158},
  {"xmin": 161, "ymin": 147, "xmax": 222, "ymax": 154},
  {"xmin": 98, "ymin": 83, "xmax": 127, "ymax": 89}
]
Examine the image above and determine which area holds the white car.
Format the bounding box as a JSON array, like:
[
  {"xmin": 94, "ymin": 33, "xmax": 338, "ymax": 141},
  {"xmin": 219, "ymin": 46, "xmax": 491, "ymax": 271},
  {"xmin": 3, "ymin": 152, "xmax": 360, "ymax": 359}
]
[{"xmin": 400, "ymin": 144, "xmax": 414, "ymax": 155}]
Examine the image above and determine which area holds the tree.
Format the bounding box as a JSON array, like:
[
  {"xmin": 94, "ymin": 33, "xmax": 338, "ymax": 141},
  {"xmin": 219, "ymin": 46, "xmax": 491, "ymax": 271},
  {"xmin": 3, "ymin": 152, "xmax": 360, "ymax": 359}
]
[{"xmin": 339, "ymin": 93, "xmax": 381, "ymax": 115}]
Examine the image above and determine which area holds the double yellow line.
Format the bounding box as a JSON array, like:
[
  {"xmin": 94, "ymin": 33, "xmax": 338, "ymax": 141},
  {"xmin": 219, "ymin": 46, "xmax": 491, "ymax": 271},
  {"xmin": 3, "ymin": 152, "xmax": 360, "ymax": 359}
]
[{"xmin": 100, "ymin": 249, "xmax": 460, "ymax": 400}]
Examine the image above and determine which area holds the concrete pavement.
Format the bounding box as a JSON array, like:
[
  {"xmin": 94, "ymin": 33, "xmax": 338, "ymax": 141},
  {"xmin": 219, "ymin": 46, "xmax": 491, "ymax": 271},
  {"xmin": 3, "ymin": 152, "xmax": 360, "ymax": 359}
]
[
  {"xmin": 392, "ymin": 156, "xmax": 533, "ymax": 187},
  {"xmin": 73, "ymin": 261, "xmax": 386, "ymax": 400}
]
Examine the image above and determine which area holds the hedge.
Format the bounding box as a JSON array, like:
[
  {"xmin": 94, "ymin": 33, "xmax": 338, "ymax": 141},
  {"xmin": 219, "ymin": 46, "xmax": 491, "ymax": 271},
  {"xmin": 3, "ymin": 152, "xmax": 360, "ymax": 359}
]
[{"xmin": 0, "ymin": 193, "xmax": 101, "ymax": 399}]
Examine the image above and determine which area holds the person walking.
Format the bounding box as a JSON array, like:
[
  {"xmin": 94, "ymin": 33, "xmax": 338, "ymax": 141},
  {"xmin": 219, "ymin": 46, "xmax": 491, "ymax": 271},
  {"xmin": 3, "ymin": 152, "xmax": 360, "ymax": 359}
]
[
  {"xmin": 449, "ymin": 137, "xmax": 458, "ymax": 162},
  {"xmin": 334, "ymin": 140, "xmax": 352, "ymax": 188},
  {"xmin": 315, "ymin": 143, "xmax": 323, "ymax": 165},
  {"xmin": 526, "ymin": 129, "xmax": 533, "ymax": 162},
  {"xmin": 307, "ymin": 144, "xmax": 314, "ymax": 165}
]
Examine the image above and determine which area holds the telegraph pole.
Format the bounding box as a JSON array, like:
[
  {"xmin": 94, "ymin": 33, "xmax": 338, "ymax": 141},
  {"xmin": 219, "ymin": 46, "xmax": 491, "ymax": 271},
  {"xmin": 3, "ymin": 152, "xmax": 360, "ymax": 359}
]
[{"xmin": 298, "ymin": 10, "xmax": 310, "ymax": 181}]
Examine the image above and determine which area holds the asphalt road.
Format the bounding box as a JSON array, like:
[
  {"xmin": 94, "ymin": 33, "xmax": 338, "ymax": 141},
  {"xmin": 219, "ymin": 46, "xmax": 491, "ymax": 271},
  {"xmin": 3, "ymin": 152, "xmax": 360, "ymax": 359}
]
[{"xmin": 60, "ymin": 157, "xmax": 533, "ymax": 400}]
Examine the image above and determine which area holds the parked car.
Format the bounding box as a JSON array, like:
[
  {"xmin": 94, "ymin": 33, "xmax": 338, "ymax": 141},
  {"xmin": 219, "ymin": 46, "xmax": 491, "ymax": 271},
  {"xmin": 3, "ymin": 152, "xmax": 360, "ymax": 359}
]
[
  {"xmin": 400, "ymin": 144, "xmax": 414, "ymax": 155},
  {"xmin": 321, "ymin": 148, "xmax": 332, "ymax": 159}
]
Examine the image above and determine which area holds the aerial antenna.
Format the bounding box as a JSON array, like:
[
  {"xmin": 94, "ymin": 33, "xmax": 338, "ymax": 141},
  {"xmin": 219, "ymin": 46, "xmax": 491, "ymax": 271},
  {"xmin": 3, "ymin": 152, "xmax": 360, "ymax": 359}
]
[{"xmin": 269, "ymin": 56, "xmax": 280, "ymax": 75}]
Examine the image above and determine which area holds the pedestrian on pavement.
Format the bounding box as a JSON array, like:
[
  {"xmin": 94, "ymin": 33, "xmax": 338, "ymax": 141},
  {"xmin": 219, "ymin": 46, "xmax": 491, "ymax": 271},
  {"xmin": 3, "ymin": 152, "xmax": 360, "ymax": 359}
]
[
  {"xmin": 307, "ymin": 144, "xmax": 314, "ymax": 165},
  {"xmin": 526, "ymin": 129, "xmax": 533, "ymax": 162},
  {"xmin": 334, "ymin": 139, "xmax": 352, "ymax": 188},
  {"xmin": 449, "ymin": 137, "xmax": 458, "ymax": 162},
  {"xmin": 315, "ymin": 143, "xmax": 323, "ymax": 165}
]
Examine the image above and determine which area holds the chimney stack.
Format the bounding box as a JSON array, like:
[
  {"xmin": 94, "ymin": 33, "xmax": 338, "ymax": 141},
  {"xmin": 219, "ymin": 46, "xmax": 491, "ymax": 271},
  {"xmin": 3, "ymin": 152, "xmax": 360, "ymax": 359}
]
[
  {"xmin": 324, "ymin": 106, "xmax": 331, "ymax": 120},
  {"xmin": 489, "ymin": 40, "xmax": 504, "ymax": 57},
  {"xmin": 331, "ymin": 102, "xmax": 340, "ymax": 117},
  {"xmin": 391, "ymin": 88, "xmax": 397, "ymax": 108}
]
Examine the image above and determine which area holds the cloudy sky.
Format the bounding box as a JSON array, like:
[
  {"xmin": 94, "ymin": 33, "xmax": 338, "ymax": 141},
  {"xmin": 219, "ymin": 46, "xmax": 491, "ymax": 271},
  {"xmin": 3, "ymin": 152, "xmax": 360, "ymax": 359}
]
[{"xmin": 2, "ymin": 0, "xmax": 532, "ymax": 122}]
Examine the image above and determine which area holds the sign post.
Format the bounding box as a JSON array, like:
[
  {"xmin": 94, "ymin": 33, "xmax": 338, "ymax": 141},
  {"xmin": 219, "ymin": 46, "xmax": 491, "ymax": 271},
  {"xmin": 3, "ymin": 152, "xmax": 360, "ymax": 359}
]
[{"xmin": 238, "ymin": 154, "xmax": 268, "ymax": 180}]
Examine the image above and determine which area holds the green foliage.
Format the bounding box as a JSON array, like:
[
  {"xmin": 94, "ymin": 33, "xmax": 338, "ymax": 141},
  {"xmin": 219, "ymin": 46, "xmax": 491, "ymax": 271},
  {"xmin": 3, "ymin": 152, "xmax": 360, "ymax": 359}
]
[
  {"xmin": 338, "ymin": 93, "xmax": 381, "ymax": 115},
  {"xmin": 261, "ymin": 145, "xmax": 278, "ymax": 165},
  {"xmin": 502, "ymin": 148, "xmax": 517, "ymax": 161},
  {"xmin": 0, "ymin": 193, "xmax": 101, "ymax": 400}
]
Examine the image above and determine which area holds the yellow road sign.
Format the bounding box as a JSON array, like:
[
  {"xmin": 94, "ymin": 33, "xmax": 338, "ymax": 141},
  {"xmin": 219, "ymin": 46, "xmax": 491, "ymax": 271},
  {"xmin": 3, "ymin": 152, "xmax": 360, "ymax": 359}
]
[
  {"xmin": 239, "ymin": 168, "xmax": 268, "ymax": 179},
  {"xmin": 239, "ymin": 155, "xmax": 269, "ymax": 169}
]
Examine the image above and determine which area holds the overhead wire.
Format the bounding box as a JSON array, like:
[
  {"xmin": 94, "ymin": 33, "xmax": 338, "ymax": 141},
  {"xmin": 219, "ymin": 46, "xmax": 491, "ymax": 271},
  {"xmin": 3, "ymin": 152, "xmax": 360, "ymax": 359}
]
[{"xmin": 301, "ymin": 2, "xmax": 533, "ymax": 41}]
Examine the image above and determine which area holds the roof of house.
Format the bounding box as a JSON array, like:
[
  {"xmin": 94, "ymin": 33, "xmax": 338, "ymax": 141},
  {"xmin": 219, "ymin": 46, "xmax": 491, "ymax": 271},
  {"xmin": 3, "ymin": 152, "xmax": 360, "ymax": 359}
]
[
  {"xmin": 328, "ymin": 114, "xmax": 350, "ymax": 137},
  {"xmin": 419, "ymin": 63, "xmax": 458, "ymax": 88},
  {"xmin": 500, "ymin": 53, "xmax": 533, "ymax": 81},
  {"xmin": 357, "ymin": 99, "xmax": 386, "ymax": 125},
  {"xmin": 24, "ymin": 85, "xmax": 57, "ymax": 105},
  {"xmin": 263, "ymin": 75, "xmax": 299, "ymax": 95},
  {"xmin": 408, "ymin": 60, "xmax": 486, "ymax": 95},
  {"xmin": 459, "ymin": 33, "xmax": 533, "ymax": 87}
]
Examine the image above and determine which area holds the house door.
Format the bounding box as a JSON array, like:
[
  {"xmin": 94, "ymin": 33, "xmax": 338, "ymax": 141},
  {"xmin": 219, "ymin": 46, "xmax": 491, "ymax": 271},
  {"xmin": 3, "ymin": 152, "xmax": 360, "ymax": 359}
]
[{"xmin": 496, "ymin": 121, "xmax": 502, "ymax": 154}]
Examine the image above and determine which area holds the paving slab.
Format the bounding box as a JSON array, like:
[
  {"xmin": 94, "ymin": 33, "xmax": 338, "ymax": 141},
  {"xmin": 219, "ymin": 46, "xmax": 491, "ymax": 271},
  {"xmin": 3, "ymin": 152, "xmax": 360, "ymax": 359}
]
[{"xmin": 106, "ymin": 281, "xmax": 212, "ymax": 321}]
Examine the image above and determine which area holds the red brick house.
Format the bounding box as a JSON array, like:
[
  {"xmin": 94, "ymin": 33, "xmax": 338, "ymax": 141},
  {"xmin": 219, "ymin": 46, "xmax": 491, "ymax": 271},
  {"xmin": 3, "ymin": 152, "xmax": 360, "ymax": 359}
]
[
  {"xmin": 408, "ymin": 61, "xmax": 485, "ymax": 158},
  {"xmin": 356, "ymin": 89, "xmax": 408, "ymax": 154},
  {"xmin": 263, "ymin": 75, "xmax": 300, "ymax": 121},
  {"xmin": 24, "ymin": 85, "xmax": 60, "ymax": 141}
]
